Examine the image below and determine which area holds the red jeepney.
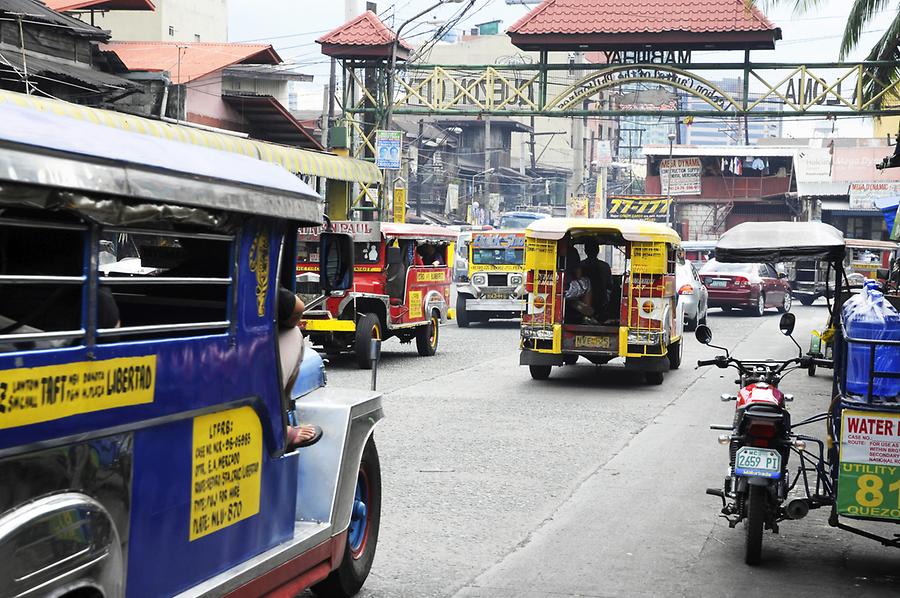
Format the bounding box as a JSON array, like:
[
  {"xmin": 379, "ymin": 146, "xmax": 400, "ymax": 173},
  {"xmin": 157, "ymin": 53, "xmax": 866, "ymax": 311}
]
[{"xmin": 298, "ymin": 221, "xmax": 457, "ymax": 368}]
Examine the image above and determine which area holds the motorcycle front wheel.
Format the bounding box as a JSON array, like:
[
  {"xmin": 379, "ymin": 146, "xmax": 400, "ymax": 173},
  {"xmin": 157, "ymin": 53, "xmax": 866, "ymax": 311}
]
[{"xmin": 744, "ymin": 485, "xmax": 766, "ymax": 566}]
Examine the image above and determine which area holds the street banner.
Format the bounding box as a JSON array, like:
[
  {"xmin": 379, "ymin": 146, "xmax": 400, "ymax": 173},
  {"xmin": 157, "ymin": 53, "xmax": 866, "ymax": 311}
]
[
  {"xmin": 659, "ymin": 157, "xmax": 701, "ymax": 196},
  {"xmin": 596, "ymin": 140, "xmax": 612, "ymax": 167},
  {"xmin": 838, "ymin": 410, "xmax": 900, "ymax": 521},
  {"xmin": 849, "ymin": 182, "xmax": 900, "ymax": 210},
  {"xmin": 607, "ymin": 195, "xmax": 670, "ymax": 221},
  {"xmin": 567, "ymin": 195, "xmax": 588, "ymax": 218},
  {"xmin": 445, "ymin": 183, "xmax": 459, "ymax": 212},
  {"xmin": 375, "ymin": 130, "xmax": 402, "ymax": 170},
  {"xmin": 591, "ymin": 173, "xmax": 604, "ymax": 218},
  {"xmin": 393, "ymin": 187, "xmax": 406, "ymax": 223}
]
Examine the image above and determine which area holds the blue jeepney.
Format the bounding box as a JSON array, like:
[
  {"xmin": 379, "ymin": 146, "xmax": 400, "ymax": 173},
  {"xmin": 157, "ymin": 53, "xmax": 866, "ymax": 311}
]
[{"xmin": 0, "ymin": 102, "xmax": 382, "ymax": 597}]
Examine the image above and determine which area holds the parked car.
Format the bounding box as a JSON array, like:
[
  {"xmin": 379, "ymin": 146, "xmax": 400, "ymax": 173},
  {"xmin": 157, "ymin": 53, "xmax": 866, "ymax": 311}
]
[
  {"xmin": 676, "ymin": 260, "xmax": 708, "ymax": 330},
  {"xmin": 700, "ymin": 259, "xmax": 792, "ymax": 316}
]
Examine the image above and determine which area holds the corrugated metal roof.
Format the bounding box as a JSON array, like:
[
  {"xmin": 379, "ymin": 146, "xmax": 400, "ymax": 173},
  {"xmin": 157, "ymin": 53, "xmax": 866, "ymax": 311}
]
[
  {"xmin": 0, "ymin": 48, "xmax": 136, "ymax": 91},
  {"xmin": 0, "ymin": 0, "xmax": 108, "ymax": 38},
  {"xmin": 99, "ymin": 41, "xmax": 281, "ymax": 84},
  {"xmin": 508, "ymin": 0, "xmax": 777, "ymax": 35},
  {"xmin": 643, "ymin": 145, "xmax": 797, "ymax": 158}
]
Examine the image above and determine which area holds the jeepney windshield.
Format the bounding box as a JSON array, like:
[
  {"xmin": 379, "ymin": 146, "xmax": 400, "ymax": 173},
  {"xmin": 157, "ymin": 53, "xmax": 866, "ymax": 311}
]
[{"xmin": 471, "ymin": 247, "xmax": 524, "ymax": 266}]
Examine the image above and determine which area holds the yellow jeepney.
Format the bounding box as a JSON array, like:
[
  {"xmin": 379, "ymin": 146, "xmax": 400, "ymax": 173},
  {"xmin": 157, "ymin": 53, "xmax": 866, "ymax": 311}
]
[
  {"xmin": 520, "ymin": 219, "xmax": 683, "ymax": 384},
  {"xmin": 456, "ymin": 229, "xmax": 526, "ymax": 327}
]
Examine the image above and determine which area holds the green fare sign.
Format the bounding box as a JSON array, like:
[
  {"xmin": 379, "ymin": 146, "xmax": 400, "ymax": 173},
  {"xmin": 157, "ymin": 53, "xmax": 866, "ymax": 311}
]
[{"xmin": 838, "ymin": 410, "xmax": 900, "ymax": 520}]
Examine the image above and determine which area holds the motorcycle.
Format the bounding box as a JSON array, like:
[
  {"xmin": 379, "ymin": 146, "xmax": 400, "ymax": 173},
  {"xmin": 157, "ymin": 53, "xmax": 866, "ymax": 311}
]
[{"xmin": 695, "ymin": 313, "xmax": 814, "ymax": 565}]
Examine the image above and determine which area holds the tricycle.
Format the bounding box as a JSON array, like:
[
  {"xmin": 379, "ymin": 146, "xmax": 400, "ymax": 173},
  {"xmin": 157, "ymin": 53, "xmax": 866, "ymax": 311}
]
[{"xmin": 698, "ymin": 221, "xmax": 900, "ymax": 566}]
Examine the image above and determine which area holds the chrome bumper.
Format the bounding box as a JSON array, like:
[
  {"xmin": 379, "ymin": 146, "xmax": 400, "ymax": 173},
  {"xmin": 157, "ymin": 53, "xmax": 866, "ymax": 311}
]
[{"xmin": 465, "ymin": 298, "xmax": 525, "ymax": 312}]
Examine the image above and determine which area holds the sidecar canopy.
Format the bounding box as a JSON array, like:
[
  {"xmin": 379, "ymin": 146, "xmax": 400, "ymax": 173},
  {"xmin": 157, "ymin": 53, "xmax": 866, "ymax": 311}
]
[{"xmin": 715, "ymin": 221, "xmax": 846, "ymax": 263}]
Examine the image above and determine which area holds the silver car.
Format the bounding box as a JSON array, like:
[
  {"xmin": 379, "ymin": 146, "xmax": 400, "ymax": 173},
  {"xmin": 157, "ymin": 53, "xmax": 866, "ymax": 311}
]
[{"xmin": 676, "ymin": 260, "xmax": 708, "ymax": 330}]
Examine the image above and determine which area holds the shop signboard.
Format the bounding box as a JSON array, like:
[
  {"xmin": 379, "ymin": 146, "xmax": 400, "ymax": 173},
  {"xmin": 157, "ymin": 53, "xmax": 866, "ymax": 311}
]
[{"xmin": 659, "ymin": 157, "xmax": 701, "ymax": 196}]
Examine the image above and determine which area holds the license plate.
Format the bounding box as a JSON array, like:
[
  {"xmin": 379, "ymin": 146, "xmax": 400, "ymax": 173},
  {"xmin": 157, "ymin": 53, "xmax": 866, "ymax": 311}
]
[
  {"xmin": 708, "ymin": 279, "xmax": 728, "ymax": 288},
  {"xmin": 484, "ymin": 293, "xmax": 508, "ymax": 300},
  {"xmin": 734, "ymin": 447, "xmax": 781, "ymax": 479},
  {"xmin": 574, "ymin": 335, "xmax": 610, "ymax": 349}
]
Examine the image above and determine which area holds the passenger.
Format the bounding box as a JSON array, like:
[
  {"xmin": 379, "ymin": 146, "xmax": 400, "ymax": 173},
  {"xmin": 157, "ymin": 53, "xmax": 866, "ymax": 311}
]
[
  {"xmin": 279, "ymin": 287, "xmax": 322, "ymax": 449},
  {"xmin": 564, "ymin": 263, "xmax": 597, "ymax": 324},
  {"xmin": 581, "ymin": 238, "xmax": 612, "ymax": 318},
  {"xmin": 418, "ymin": 243, "xmax": 443, "ymax": 266}
]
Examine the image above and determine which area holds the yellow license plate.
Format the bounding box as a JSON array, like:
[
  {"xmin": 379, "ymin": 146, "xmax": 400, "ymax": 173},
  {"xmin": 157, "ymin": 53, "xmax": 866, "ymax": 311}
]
[
  {"xmin": 485, "ymin": 293, "xmax": 508, "ymax": 300},
  {"xmin": 574, "ymin": 335, "xmax": 610, "ymax": 349}
]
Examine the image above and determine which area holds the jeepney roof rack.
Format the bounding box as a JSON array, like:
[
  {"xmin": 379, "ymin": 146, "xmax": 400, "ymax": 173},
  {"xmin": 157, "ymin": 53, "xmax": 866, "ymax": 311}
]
[{"xmin": 0, "ymin": 102, "xmax": 322, "ymax": 225}]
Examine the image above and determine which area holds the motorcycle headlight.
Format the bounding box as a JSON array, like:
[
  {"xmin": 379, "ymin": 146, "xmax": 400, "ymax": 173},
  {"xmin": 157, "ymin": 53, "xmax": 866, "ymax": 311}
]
[
  {"xmin": 472, "ymin": 273, "xmax": 487, "ymax": 286},
  {"xmin": 510, "ymin": 274, "xmax": 523, "ymax": 285}
]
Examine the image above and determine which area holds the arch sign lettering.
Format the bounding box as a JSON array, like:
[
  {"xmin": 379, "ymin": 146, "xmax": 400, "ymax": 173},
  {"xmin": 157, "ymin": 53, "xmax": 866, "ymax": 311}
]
[{"xmin": 370, "ymin": 61, "xmax": 900, "ymax": 118}]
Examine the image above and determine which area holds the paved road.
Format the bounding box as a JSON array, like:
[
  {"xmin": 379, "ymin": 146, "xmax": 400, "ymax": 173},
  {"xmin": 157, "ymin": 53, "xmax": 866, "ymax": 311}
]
[{"xmin": 310, "ymin": 305, "xmax": 900, "ymax": 598}]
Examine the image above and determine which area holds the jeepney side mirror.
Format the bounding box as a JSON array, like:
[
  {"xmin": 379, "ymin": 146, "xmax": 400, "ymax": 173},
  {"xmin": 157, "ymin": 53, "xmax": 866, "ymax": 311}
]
[
  {"xmin": 778, "ymin": 271, "xmax": 788, "ymax": 279},
  {"xmin": 386, "ymin": 246, "xmax": 403, "ymax": 265},
  {"xmin": 320, "ymin": 232, "xmax": 354, "ymax": 293}
]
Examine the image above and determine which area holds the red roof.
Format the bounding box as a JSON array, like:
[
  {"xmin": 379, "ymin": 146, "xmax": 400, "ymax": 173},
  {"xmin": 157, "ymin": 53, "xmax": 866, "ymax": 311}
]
[
  {"xmin": 509, "ymin": 0, "xmax": 776, "ymax": 35},
  {"xmin": 100, "ymin": 42, "xmax": 281, "ymax": 84},
  {"xmin": 317, "ymin": 10, "xmax": 412, "ymax": 51},
  {"xmin": 45, "ymin": 0, "xmax": 155, "ymax": 10}
]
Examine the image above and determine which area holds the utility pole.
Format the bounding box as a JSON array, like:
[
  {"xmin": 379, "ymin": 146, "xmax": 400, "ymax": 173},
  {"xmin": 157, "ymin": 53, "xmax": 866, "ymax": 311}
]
[
  {"xmin": 569, "ymin": 52, "xmax": 585, "ymax": 202},
  {"xmin": 416, "ymin": 118, "xmax": 424, "ymax": 217},
  {"xmin": 484, "ymin": 114, "xmax": 492, "ymax": 215}
]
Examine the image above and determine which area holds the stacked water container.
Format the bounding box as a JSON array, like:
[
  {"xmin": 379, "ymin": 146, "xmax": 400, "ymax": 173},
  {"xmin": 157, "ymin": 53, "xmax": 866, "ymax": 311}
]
[{"xmin": 842, "ymin": 280, "xmax": 900, "ymax": 399}]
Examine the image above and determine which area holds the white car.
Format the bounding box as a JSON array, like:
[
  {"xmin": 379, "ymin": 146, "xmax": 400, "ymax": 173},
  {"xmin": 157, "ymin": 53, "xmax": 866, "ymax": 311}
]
[{"xmin": 676, "ymin": 260, "xmax": 708, "ymax": 330}]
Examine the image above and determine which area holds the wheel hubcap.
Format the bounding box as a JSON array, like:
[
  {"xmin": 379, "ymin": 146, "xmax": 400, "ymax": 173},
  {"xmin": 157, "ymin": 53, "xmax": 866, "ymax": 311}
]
[
  {"xmin": 430, "ymin": 317, "xmax": 438, "ymax": 347},
  {"xmin": 348, "ymin": 469, "xmax": 370, "ymax": 558}
]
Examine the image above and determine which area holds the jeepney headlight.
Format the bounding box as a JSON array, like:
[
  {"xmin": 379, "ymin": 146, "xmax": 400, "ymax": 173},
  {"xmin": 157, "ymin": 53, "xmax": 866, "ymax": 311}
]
[
  {"xmin": 472, "ymin": 273, "xmax": 487, "ymax": 286},
  {"xmin": 627, "ymin": 330, "xmax": 662, "ymax": 345},
  {"xmin": 510, "ymin": 274, "xmax": 523, "ymax": 285}
]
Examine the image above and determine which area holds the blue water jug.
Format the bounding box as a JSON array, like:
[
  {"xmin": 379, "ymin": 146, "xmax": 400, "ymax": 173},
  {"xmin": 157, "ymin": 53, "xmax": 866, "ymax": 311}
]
[{"xmin": 843, "ymin": 286, "xmax": 900, "ymax": 398}]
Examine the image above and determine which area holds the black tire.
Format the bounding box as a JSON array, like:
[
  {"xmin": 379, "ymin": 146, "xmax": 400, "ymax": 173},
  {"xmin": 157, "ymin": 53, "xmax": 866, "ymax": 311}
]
[
  {"xmin": 456, "ymin": 295, "xmax": 470, "ymax": 328},
  {"xmin": 684, "ymin": 314, "xmax": 697, "ymax": 332},
  {"xmin": 415, "ymin": 311, "xmax": 439, "ymax": 356},
  {"xmin": 529, "ymin": 365, "xmax": 551, "ymax": 380},
  {"xmin": 807, "ymin": 361, "xmax": 817, "ymax": 377},
  {"xmin": 777, "ymin": 291, "xmax": 792, "ymax": 314},
  {"xmin": 752, "ymin": 293, "xmax": 765, "ymax": 317},
  {"xmin": 645, "ymin": 371, "xmax": 664, "ymax": 385},
  {"xmin": 668, "ymin": 339, "xmax": 682, "ymax": 370},
  {"xmin": 354, "ymin": 313, "xmax": 381, "ymax": 370},
  {"xmin": 799, "ymin": 295, "xmax": 816, "ymax": 306},
  {"xmin": 745, "ymin": 485, "xmax": 766, "ymax": 566},
  {"xmin": 312, "ymin": 437, "xmax": 381, "ymax": 598}
]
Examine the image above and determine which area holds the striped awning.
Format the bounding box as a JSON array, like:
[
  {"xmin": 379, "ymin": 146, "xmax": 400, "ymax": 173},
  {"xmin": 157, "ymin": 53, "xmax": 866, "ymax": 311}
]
[{"xmin": 0, "ymin": 90, "xmax": 381, "ymax": 185}]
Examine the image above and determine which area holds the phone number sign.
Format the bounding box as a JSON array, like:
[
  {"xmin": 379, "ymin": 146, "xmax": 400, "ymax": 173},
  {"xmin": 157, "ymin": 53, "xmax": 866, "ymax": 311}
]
[{"xmin": 838, "ymin": 410, "xmax": 900, "ymax": 520}]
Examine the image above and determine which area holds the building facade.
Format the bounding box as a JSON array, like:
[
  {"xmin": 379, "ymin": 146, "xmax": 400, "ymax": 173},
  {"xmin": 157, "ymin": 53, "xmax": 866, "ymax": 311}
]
[{"xmin": 92, "ymin": 0, "xmax": 228, "ymax": 43}]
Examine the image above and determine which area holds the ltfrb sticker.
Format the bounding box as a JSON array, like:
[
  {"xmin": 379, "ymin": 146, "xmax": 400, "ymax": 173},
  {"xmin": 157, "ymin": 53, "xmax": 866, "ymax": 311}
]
[{"xmin": 190, "ymin": 406, "xmax": 262, "ymax": 540}]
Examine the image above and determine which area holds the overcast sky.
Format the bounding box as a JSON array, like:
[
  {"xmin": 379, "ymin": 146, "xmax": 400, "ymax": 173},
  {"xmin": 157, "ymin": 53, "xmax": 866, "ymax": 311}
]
[{"xmin": 228, "ymin": 0, "xmax": 895, "ymax": 138}]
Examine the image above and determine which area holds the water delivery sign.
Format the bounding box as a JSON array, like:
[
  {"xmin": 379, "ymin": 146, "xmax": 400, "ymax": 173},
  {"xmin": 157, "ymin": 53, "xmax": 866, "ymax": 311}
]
[
  {"xmin": 376, "ymin": 130, "xmax": 403, "ymax": 170},
  {"xmin": 660, "ymin": 157, "xmax": 701, "ymax": 196}
]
